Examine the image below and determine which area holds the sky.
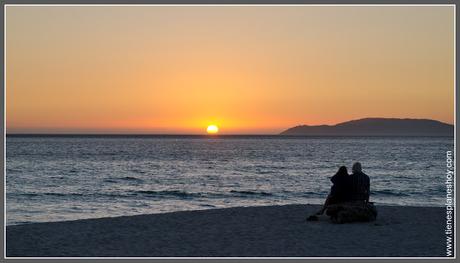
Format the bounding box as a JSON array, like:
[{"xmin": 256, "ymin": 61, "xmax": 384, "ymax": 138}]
[{"xmin": 6, "ymin": 5, "xmax": 455, "ymax": 134}]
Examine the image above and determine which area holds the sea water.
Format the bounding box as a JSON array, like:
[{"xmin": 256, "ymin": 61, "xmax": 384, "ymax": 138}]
[{"xmin": 6, "ymin": 135, "xmax": 454, "ymax": 225}]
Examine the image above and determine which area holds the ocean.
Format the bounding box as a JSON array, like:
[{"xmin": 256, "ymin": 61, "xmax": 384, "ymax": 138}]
[{"xmin": 6, "ymin": 135, "xmax": 454, "ymax": 225}]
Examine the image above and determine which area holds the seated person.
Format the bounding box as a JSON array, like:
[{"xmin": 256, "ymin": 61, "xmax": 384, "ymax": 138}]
[
  {"xmin": 348, "ymin": 162, "xmax": 370, "ymax": 203},
  {"xmin": 315, "ymin": 166, "xmax": 350, "ymax": 215}
]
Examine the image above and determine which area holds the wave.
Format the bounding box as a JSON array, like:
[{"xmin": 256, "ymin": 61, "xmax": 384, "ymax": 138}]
[
  {"xmin": 295, "ymin": 191, "xmax": 326, "ymax": 197},
  {"xmin": 134, "ymin": 190, "xmax": 204, "ymax": 199},
  {"xmin": 121, "ymin": 176, "xmax": 143, "ymax": 181},
  {"xmin": 103, "ymin": 179, "xmax": 118, "ymax": 183},
  {"xmin": 129, "ymin": 189, "xmax": 275, "ymax": 199},
  {"xmin": 14, "ymin": 192, "xmax": 85, "ymax": 197},
  {"xmin": 103, "ymin": 177, "xmax": 144, "ymax": 183},
  {"xmin": 372, "ymin": 189, "xmax": 411, "ymax": 197},
  {"xmin": 229, "ymin": 190, "xmax": 273, "ymax": 196},
  {"xmin": 13, "ymin": 189, "xmax": 426, "ymax": 201},
  {"xmin": 12, "ymin": 190, "xmax": 210, "ymax": 199},
  {"xmin": 129, "ymin": 169, "xmax": 147, "ymax": 174}
]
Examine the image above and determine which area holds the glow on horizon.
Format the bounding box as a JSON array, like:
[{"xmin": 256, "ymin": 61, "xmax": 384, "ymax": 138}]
[
  {"xmin": 206, "ymin": 125, "xmax": 219, "ymax": 134},
  {"xmin": 6, "ymin": 6, "xmax": 455, "ymax": 134}
]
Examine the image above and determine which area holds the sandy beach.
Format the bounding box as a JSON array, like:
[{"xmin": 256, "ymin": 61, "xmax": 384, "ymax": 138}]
[{"xmin": 6, "ymin": 204, "xmax": 447, "ymax": 257}]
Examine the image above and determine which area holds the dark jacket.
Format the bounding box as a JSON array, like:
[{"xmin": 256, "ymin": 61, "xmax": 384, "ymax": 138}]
[
  {"xmin": 330, "ymin": 173, "xmax": 350, "ymax": 201},
  {"xmin": 349, "ymin": 171, "xmax": 370, "ymax": 202}
]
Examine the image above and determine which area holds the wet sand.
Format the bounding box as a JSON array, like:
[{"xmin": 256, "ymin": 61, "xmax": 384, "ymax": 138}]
[{"xmin": 6, "ymin": 204, "xmax": 447, "ymax": 257}]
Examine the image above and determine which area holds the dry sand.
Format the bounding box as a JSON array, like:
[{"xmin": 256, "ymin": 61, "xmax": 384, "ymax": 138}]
[{"xmin": 6, "ymin": 204, "xmax": 447, "ymax": 257}]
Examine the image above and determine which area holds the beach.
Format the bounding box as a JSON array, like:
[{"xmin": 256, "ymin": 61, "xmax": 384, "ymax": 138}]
[{"xmin": 6, "ymin": 204, "xmax": 447, "ymax": 257}]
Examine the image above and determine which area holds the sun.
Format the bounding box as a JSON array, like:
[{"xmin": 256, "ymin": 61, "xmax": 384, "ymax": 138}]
[{"xmin": 206, "ymin": 125, "xmax": 219, "ymax": 134}]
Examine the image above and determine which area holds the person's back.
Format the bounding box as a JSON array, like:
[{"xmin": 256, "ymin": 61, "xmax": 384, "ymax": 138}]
[
  {"xmin": 349, "ymin": 162, "xmax": 370, "ymax": 202},
  {"xmin": 312, "ymin": 166, "xmax": 349, "ymax": 216},
  {"xmin": 330, "ymin": 171, "xmax": 349, "ymax": 202}
]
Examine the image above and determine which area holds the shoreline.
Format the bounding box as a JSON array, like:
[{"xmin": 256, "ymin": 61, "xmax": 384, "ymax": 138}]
[
  {"xmin": 7, "ymin": 204, "xmax": 448, "ymax": 257},
  {"xmin": 6, "ymin": 202, "xmax": 445, "ymax": 227}
]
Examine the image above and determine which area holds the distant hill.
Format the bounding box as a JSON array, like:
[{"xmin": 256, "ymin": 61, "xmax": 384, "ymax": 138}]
[{"xmin": 280, "ymin": 118, "xmax": 454, "ymax": 136}]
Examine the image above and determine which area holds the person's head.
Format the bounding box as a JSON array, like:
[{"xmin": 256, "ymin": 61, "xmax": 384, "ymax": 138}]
[
  {"xmin": 336, "ymin": 166, "xmax": 348, "ymax": 176},
  {"xmin": 352, "ymin": 162, "xmax": 362, "ymax": 173}
]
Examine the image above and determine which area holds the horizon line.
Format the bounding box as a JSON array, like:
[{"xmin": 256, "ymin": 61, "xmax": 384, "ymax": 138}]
[
  {"xmin": 5, "ymin": 133, "xmax": 454, "ymax": 138},
  {"xmin": 5, "ymin": 116, "xmax": 455, "ymax": 135}
]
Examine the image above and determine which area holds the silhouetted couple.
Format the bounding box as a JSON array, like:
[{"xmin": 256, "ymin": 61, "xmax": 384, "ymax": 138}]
[{"xmin": 316, "ymin": 162, "xmax": 370, "ymax": 215}]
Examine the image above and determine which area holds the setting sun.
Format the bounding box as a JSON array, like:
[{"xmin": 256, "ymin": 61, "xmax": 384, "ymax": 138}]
[{"xmin": 206, "ymin": 125, "xmax": 219, "ymax": 134}]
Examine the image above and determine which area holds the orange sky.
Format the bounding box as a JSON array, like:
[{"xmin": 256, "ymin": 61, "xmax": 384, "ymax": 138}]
[{"xmin": 6, "ymin": 5, "xmax": 455, "ymax": 134}]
